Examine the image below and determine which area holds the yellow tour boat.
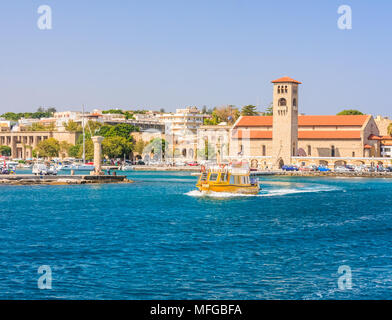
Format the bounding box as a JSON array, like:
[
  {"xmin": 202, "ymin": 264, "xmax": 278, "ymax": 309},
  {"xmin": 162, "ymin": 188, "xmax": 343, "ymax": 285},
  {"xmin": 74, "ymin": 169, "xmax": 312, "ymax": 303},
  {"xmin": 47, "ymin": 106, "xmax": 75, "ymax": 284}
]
[{"xmin": 196, "ymin": 162, "xmax": 260, "ymax": 194}]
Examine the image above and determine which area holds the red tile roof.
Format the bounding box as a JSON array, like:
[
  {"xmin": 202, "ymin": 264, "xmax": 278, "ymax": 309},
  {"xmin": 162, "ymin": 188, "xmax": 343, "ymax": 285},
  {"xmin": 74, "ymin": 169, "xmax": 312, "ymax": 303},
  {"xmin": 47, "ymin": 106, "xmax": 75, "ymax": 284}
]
[
  {"xmin": 236, "ymin": 116, "xmax": 273, "ymax": 127},
  {"xmin": 236, "ymin": 115, "xmax": 369, "ymax": 128},
  {"xmin": 299, "ymin": 115, "xmax": 369, "ymax": 126},
  {"xmin": 271, "ymin": 76, "xmax": 302, "ymax": 84},
  {"xmin": 368, "ymin": 134, "xmax": 392, "ymax": 140},
  {"xmin": 368, "ymin": 134, "xmax": 382, "ymax": 140}
]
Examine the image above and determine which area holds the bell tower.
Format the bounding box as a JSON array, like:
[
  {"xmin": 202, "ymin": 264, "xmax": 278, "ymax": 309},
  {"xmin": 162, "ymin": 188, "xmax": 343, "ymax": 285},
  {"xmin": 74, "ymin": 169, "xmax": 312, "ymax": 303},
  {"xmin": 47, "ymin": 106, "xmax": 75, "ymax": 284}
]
[{"xmin": 271, "ymin": 76, "xmax": 301, "ymax": 168}]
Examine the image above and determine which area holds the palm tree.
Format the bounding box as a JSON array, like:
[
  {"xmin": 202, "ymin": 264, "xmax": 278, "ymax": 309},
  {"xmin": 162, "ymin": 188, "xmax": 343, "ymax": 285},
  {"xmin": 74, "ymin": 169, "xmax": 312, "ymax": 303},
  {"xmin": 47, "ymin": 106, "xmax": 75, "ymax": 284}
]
[{"xmin": 388, "ymin": 123, "xmax": 392, "ymax": 136}]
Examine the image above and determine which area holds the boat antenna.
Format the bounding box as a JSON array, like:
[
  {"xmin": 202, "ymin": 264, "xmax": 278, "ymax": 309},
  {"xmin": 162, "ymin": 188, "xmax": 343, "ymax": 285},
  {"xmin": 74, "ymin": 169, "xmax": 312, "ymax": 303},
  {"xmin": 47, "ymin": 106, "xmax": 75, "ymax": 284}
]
[{"xmin": 82, "ymin": 104, "xmax": 85, "ymax": 164}]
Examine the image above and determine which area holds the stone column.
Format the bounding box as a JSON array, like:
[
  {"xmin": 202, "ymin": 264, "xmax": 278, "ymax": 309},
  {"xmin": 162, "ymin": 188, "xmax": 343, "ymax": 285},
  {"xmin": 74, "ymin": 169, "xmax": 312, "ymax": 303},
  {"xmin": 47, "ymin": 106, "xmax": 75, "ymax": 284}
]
[
  {"xmin": 92, "ymin": 136, "xmax": 104, "ymax": 175},
  {"xmin": 33, "ymin": 136, "xmax": 38, "ymax": 148},
  {"xmin": 11, "ymin": 136, "xmax": 17, "ymax": 159}
]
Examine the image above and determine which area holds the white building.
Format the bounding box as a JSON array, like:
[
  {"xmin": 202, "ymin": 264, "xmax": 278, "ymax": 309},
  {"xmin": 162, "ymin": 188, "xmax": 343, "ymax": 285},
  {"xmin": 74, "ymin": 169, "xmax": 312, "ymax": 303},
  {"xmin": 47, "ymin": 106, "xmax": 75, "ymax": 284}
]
[{"xmin": 158, "ymin": 107, "xmax": 209, "ymax": 161}]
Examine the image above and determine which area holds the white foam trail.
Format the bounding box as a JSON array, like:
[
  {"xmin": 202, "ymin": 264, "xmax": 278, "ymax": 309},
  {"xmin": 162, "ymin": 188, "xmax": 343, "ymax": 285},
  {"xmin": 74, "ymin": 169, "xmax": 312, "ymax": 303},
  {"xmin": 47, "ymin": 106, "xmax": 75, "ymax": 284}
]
[{"xmin": 185, "ymin": 185, "xmax": 340, "ymax": 198}]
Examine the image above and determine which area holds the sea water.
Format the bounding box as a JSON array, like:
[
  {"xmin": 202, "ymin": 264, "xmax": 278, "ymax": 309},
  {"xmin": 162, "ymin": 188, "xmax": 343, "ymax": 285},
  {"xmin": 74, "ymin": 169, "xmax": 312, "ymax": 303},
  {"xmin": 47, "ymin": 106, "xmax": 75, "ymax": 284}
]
[{"xmin": 0, "ymin": 171, "xmax": 391, "ymax": 299}]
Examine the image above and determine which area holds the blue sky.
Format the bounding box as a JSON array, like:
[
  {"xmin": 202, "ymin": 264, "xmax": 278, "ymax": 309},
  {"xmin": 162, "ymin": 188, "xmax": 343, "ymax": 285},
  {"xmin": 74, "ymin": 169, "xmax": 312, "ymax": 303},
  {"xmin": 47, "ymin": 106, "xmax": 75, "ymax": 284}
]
[{"xmin": 0, "ymin": 0, "xmax": 391, "ymax": 116}]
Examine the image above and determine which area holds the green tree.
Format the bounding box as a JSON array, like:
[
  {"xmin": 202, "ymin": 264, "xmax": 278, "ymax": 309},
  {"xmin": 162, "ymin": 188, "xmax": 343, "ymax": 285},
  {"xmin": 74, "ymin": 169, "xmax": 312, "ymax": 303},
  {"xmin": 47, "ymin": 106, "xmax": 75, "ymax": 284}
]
[
  {"xmin": 262, "ymin": 103, "xmax": 273, "ymax": 116},
  {"xmin": 387, "ymin": 123, "xmax": 392, "ymax": 136},
  {"xmin": 68, "ymin": 145, "xmax": 80, "ymax": 158},
  {"xmin": 34, "ymin": 138, "xmax": 60, "ymax": 158},
  {"xmin": 59, "ymin": 141, "xmax": 73, "ymax": 158},
  {"xmin": 64, "ymin": 120, "xmax": 82, "ymax": 132},
  {"xmin": 102, "ymin": 109, "xmax": 124, "ymax": 114},
  {"xmin": 99, "ymin": 123, "xmax": 139, "ymax": 141},
  {"xmin": 134, "ymin": 139, "xmax": 147, "ymax": 155},
  {"xmin": 124, "ymin": 111, "xmax": 135, "ymax": 120},
  {"xmin": 85, "ymin": 120, "xmax": 103, "ymax": 135},
  {"xmin": 241, "ymin": 105, "xmax": 258, "ymax": 116},
  {"xmin": 102, "ymin": 136, "xmax": 133, "ymax": 158},
  {"xmin": 1, "ymin": 107, "xmax": 56, "ymax": 121},
  {"xmin": 77, "ymin": 139, "xmax": 94, "ymax": 160},
  {"xmin": 204, "ymin": 105, "xmax": 240, "ymax": 125},
  {"xmin": 1, "ymin": 112, "xmax": 21, "ymax": 121},
  {"xmin": 337, "ymin": 109, "xmax": 364, "ymax": 115},
  {"xmin": 0, "ymin": 145, "xmax": 11, "ymax": 156}
]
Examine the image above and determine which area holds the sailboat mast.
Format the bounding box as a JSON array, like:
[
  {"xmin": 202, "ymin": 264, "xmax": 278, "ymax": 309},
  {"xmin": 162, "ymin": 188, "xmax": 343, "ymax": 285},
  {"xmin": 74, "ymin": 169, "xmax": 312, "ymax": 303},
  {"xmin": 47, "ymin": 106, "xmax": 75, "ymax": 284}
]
[{"xmin": 82, "ymin": 104, "xmax": 85, "ymax": 164}]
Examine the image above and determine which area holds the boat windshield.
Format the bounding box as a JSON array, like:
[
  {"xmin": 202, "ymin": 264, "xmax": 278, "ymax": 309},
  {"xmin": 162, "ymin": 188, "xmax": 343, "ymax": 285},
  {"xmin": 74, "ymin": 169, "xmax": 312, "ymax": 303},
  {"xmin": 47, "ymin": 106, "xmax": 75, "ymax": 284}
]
[
  {"xmin": 209, "ymin": 173, "xmax": 218, "ymax": 182},
  {"xmin": 200, "ymin": 172, "xmax": 208, "ymax": 181}
]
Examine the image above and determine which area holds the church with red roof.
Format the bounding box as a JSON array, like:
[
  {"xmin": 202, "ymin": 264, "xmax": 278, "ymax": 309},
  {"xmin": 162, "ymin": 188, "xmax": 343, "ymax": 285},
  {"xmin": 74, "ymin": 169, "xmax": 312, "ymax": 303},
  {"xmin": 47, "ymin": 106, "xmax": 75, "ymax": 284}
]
[{"xmin": 198, "ymin": 77, "xmax": 391, "ymax": 169}]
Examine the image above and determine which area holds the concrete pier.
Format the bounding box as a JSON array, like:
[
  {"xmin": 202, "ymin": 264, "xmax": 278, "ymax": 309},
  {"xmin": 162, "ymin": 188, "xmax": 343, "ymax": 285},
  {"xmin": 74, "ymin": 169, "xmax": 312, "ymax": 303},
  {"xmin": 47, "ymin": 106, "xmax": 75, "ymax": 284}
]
[{"xmin": 0, "ymin": 175, "xmax": 132, "ymax": 185}]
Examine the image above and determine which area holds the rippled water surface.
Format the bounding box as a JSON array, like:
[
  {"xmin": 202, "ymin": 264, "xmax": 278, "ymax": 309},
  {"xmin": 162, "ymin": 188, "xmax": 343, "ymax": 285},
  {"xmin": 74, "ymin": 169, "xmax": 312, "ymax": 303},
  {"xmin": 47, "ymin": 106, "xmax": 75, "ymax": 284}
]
[{"xmin": 1, "ymin": 171, "xmax": 392, "ymax": 299}]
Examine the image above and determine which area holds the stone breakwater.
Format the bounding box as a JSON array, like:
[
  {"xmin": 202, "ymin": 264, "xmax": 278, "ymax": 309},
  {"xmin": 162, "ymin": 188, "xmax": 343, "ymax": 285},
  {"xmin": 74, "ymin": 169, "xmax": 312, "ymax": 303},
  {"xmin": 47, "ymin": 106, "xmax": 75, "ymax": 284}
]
[{"xmin": 0, "ymin": 175, "xmax": 133, "ymax": 185}]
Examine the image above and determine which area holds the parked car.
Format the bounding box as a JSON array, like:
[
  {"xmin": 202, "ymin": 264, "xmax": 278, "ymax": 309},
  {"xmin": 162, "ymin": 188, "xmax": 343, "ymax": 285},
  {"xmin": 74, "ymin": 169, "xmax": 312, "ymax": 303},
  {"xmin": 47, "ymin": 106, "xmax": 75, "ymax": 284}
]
[
  {"xmin": 299, "ymin": 165, "xmax": 316, "ymax": 172},
  {"xmin": 137, "ymin": 160, "xmax": 145, "ymax": 165},
  {"xmin": 175, "ymin": 161, "xmax": 186, "ymax": 166},
  {"xmin": 334, "ymin": 166, "xmax": 351, "ymax": 173},
  {"xmin": 47, "ymin": 165, "xmax": 58, "ymax": 175},
  {"xmin": 376, "ymin": 165, "xmax": 386, "ymax": 172},
  {"xmin": 366, "ymin": 166, "xmax": 376, "ymax": 172},
  {"xmin": 317, "ymin": 165, "xmax": 331, "ymax": 172},
  {"xmin": 186, "ymin": 161, "xmax": 199, "ymax": 166},
  {"xmin": 281, "ymin": 165, "xmax": 299, "ymax": 171},
  {"xmin": 354, "ymin": 165, "xmax": 367, "ymax": 172},
  {"xmin": 1, "ymin": 167, "xmax": 14, "ymax": 175},
  {"xmin": 386, "ymin": 167, "xmax": 392, "ymax": 172},
  {"xmin": 32, "ymin": 163, "xmax": 48, "ymax": 175}
]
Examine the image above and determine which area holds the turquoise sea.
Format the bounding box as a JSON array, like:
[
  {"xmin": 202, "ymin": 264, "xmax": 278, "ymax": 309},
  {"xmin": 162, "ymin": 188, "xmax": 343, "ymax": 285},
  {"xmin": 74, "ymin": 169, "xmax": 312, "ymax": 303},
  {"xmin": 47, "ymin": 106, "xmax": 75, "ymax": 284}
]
[{"xmin": 0, "ymin": 171, "xmax": 392, "ymax": 299}]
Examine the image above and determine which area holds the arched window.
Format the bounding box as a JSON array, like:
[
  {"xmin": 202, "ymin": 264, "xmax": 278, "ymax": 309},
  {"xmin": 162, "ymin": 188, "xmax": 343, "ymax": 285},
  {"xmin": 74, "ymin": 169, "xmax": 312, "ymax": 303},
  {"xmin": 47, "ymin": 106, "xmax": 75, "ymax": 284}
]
[
  {"xmin": 293, "ymin": 98, "xmax": 297, "ymax": 107},
  {"xmin": 278, "ymin": 98, "xmax": 287, "ymax": 106},
  {"xmin": 262, "ymin": 145, "xmax": 266, "ymax": 156},
  {"xmin": 331, "ymin": 145, "xmax": 335, "ymax": 157},
  {"xmin": 277, "ymin": 86, "xmax": 281, "ymax": 94},
  {"xmin": 293, "ymin": 143, "xmax": 296, "ymax": 156},
  {"xmin": 285, "ymin": 86, "xmax": 288, "ymax": 93},
  {"xmin": 307, "ymin": 145, "xmax": 311, "ymax": 156}
]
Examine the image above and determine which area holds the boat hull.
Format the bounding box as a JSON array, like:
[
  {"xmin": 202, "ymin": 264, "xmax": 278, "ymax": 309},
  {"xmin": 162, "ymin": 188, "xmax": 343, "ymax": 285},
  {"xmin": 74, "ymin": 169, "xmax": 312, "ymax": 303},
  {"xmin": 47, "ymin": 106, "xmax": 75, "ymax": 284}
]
[{"xmin": 196, "ymin": 183, "xmax": 259, "ymax": 195}]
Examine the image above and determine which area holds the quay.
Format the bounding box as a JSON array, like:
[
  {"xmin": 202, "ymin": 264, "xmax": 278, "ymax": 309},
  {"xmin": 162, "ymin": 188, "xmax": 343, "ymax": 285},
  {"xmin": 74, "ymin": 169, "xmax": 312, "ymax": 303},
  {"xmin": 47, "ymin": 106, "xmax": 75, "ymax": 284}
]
[
  {"xmin": 0, "ymin": 175, "xmax": 131, "ymax": 185},
  {"xmin": 132, "ymin": 165, "xmax": 200, "ymax": 172},
  {"xmin": 188, "ymin": 170, "xmax": 392, "ymax": 178}
]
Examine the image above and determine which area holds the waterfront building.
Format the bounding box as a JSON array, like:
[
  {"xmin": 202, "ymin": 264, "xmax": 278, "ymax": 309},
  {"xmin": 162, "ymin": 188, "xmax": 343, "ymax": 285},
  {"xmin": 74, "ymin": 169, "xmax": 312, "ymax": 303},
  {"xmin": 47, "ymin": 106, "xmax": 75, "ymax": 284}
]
[
  {"xmin": 0, "ymin": 131, "xmax": 79, "ymax": 159},
  {"xmin": 159, "ymin": 107, "xmax": 209, "ymax": 161},
  {"xmin": 196, "ymin": 123, "xmax": 231, "ymax": 161},
  {"xmin": 224, "ymin": 76, "xmax": 392, "ymax": 169}
]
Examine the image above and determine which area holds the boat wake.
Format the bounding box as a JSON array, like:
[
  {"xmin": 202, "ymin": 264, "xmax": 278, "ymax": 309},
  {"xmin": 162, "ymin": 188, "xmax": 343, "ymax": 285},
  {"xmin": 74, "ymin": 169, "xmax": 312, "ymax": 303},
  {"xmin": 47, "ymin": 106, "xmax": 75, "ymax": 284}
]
[{"xmin": 185, "ymin": 185, "xmax": 341, "ymax": 198}]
